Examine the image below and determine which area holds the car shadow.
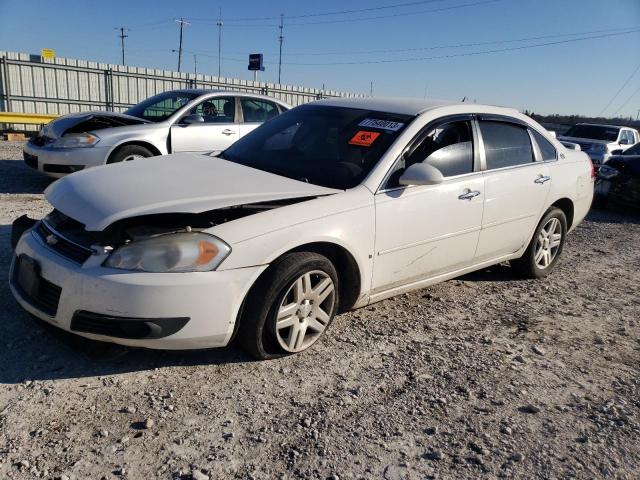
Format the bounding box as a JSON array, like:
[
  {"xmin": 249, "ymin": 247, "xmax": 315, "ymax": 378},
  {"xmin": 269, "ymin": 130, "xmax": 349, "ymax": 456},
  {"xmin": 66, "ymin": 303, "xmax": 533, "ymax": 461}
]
[
  {"xmin": 0, "ymin": 224, "xmax": 253, "ymax": 385},
  {"xmin": 459, "ymin": 263, "xmax": 525, "ymax": 283},
  {"xmin": 0, "ymin": 159, "xmax": 54, "ymax": 194},
  {"xmin": 587, "ymin": 206, "xmax": 640, "ymax": 225}
]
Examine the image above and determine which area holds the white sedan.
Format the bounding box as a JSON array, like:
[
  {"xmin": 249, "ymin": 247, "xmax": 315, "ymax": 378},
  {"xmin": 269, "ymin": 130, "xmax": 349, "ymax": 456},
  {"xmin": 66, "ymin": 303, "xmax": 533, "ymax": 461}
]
[{"xmin": 10, "ymin": 97, "xmax": 594, "ymax": 358}]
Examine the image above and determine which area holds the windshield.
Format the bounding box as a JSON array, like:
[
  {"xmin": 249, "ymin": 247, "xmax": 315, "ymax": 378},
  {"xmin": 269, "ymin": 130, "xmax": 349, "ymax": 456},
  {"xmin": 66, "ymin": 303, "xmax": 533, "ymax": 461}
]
[
  {"xmin": 125, "ymin": 91, "xmax": 200, "ymax": 122},
  {"xmin": 563, "ymin": 125, "xmax": 620, "ymax": 142},
  {"xmin": 220, "ymin": 105, "xmax": 413, "ymax": 189}
]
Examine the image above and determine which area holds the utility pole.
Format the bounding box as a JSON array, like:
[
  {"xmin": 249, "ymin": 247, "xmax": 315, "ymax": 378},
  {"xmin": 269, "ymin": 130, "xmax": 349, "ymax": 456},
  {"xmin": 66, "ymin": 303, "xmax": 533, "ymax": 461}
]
[
  {"xmin": 117, "ymin": 27, "xmax": 129, "ymax": 65},
  {"xmin": 194, "ymin": 54, "xmax": 197, "ymax": 75},
  {"xmin": 175, "ymin": 18, "xmax": 190, "ymax": 72},
  {"xmin": 278, "ymin": 13, "xmax": 284, "ymax": 84},
  {"xmin": 216, "ymin": 8, "xmax": 223, "ymax": 77},
  {"xmin": 370, "ymin": 81, "xmax": 373, "ymax": 96}
]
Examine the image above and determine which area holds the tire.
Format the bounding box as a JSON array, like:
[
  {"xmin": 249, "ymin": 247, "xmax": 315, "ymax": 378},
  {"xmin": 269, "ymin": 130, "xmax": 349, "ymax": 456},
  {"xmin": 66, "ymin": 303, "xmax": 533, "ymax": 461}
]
[
  {"xmin": 512, "ymin": 207, "xmax": 567, "ymax": 279},
  {"xmin": 237, "ymin": 252, "xmax": 340, "ymax": 360},
  {"xmin": 107, "ymin": 145, "xmax": 154, "ymax": 164}
]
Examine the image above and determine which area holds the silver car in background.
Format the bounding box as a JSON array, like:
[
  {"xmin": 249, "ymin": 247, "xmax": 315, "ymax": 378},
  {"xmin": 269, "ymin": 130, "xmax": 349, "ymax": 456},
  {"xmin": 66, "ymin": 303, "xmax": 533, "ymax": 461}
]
[{"xmin": 23, "ymin": 90, "xmax": 290, "ymax": 177}]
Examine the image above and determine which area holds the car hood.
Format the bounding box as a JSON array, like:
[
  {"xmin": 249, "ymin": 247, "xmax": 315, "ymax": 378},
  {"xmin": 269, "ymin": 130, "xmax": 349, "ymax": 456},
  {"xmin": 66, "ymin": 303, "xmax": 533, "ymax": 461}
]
[
  {"xmin": 42, "ymin": 111, "xmax": 149, "ymax": 139},
  {"xmin": 45, "ymin": 153, "xmax": 340, "ymax": 231}
]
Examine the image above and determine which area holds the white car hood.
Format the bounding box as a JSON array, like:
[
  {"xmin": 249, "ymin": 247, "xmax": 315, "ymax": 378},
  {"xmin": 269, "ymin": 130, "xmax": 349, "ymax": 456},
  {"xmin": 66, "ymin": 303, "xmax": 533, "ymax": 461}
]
[{"xmin": 45, "ymin": 153, "xmax": 339, "ymax": 231}]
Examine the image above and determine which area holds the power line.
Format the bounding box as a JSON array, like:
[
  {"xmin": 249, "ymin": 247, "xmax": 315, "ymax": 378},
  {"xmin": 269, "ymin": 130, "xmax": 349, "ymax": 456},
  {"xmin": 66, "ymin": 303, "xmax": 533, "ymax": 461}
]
[
  {"xmin": 213, "ymin": 0, "xmax": 449, "ymax": 22},
  {"xmin": 612, "ymin": 84, "xmax": 640, "ymax": 116},
  {"xmin": 188, "ymin": 0, "xmax": 501, "ymax": 27},
  {"xmin": 240, "ymin": 26, "xmax": 640, "ymax": 57},
  {"xmin": 285, "ymin": 0, "xmax": 500, "ymax": 26},
  {"xmin": 276, "ymin": 29, "xmax": 640, "ymax": 66},
  {"xmin": 598, "ymin": 60, "xmax": 640, "ymax": 116}
]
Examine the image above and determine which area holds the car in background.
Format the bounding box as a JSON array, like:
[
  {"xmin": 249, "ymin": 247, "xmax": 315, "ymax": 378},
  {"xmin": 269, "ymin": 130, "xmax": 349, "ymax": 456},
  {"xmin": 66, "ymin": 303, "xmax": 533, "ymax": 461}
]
[
  {"xmin": 10, "ymin": 98, "xmax": 594, "ymax": 358},
  {"xmin": 594, "ymin": 142, "xmax": 640, "ymax": 209},
  {"xmin": 23, "ymin": 90, "xmax": 290, "ymax": 177},
  {"xmin": 557, "ymin": 123, "xmax": 639, "ymax": 165}
]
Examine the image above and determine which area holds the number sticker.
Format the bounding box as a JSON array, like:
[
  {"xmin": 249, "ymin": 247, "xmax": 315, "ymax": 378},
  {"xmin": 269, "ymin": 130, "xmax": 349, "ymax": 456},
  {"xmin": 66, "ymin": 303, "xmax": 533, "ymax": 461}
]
[{"xmin": 359, "ymin": 118, "xmax": 405, "ymax": 131}]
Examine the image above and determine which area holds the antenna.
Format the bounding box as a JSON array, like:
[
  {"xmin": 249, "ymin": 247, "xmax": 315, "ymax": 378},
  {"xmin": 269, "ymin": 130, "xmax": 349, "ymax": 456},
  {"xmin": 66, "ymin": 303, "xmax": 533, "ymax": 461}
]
[
  {"xmin": 175, "ymin": 18, "xmax": 190, "ymax": 72},
  {"xmin": 117, "ymin": 27, "xmax": 129, "ymax": 65},
  {"xmin": 278, "ymin": 14, "xmax": 284, "ymax": 84},
  {"xmin": 216, "ymin": 8, "xmax": 223, "ymax": 77}
]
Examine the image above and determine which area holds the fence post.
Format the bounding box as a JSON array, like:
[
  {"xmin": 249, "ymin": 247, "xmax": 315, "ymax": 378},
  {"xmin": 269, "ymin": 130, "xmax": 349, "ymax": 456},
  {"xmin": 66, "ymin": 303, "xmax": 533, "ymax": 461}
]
[
  {"xmin": 0, "ymin": 56, "xmax": 11, "ymax": 112},
  {"xmin": 104, "ymin": 68, "xmax": 115, "ymax": 111}
]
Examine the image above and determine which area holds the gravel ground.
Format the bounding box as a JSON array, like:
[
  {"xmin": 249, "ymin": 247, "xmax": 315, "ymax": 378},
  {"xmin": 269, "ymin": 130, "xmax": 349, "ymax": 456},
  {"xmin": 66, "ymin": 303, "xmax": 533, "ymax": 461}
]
[{"xmin": 0, "ymin": 140, "xmax": 638, "ymax": 480}]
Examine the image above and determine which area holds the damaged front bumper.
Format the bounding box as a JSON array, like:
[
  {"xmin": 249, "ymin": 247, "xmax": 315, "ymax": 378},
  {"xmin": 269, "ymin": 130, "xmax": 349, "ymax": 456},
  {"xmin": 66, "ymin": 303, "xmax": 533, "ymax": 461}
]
[
  {"xmin": 9, "ymin": 219, "xmax": 267, "ymax": 350},
  {"xmin": 23, "ymin": 141, "xmax": 110, "ymax": 178}
]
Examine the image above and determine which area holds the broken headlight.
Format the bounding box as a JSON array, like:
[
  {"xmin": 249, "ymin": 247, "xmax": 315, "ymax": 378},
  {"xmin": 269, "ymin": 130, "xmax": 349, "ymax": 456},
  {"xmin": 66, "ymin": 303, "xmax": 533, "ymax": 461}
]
[
  {"xmin": 104, "ymin": 232, "xmax": 231, "ymax": 273},
  {"xmin": 53, "ymin": 133, "xmax": 100, "ymax": 148}
]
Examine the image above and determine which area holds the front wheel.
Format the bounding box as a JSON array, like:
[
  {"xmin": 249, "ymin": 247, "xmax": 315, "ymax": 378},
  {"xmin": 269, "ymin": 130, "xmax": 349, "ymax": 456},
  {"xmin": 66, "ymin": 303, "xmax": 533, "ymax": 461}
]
[
  {"xmin": 512, "ymin": 207, "xmax": 567, "ymax": 279},
  {"xmin": 237, "ymin": 252, "xmax": 340, "ymax": 360},
  {"xmin": 107, "ymin": 145, "xmax": 154, "ymax": 164}
]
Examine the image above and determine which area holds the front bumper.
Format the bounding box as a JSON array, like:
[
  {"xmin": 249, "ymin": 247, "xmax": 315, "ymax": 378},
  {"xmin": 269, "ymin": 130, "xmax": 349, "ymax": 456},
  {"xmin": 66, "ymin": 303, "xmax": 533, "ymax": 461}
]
[
  {"xmin": 10, "ymin": 226, "xmax": 267, "ymax": 349},
  {"xmin": 23, "ymin": 142, "xmax": 111, "ymax": 178}
]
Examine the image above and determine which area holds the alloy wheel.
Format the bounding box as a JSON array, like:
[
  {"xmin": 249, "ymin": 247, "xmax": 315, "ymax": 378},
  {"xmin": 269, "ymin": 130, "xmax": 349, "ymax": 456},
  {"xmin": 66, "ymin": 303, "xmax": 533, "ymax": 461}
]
[
  {"xmin": 534, "ymin": 217, "xmax": 562, "ymax": 269},
  {"xmin": 274, "ymin": 270, "xmax": 336, "ymax": 353}
]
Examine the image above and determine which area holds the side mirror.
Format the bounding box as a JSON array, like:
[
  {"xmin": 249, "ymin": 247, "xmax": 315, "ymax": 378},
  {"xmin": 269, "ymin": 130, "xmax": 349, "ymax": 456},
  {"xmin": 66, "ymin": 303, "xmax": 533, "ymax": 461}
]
[
  {"xmin": 182, "ymin": 114, "xmax": 205, "ymax": 125},
  {"xmin": 399, "ymin": 162, "xmax": 444, "ymax": 186},
  {"xmin": 610, "ymin": 149, "xmax": 623, "ymax": 155}
]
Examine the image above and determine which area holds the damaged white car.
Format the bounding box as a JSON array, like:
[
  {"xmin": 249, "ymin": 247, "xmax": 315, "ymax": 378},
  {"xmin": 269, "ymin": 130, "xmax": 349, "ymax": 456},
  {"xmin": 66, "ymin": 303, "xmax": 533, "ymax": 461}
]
[{"xmin": 10, "ymin": 98, "xmax": 594, "ymax": 359}]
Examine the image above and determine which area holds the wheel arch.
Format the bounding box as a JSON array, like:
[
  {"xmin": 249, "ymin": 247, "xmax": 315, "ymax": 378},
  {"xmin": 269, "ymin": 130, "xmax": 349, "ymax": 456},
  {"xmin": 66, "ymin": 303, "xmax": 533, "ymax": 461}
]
[
  {"xmin": 106, "ymin": 140, "xmax": 162, "ymax": 163},
  {"xmin": 549, "ymin": 197, "xmax": 574, "ymax": 229}
]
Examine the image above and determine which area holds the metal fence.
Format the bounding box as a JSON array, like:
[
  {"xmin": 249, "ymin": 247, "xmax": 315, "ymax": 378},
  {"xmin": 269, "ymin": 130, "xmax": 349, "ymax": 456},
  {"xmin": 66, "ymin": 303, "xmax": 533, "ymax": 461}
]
[{"xmin": 0, "ymin": 51, "xmax": 361, "ymax": 131}]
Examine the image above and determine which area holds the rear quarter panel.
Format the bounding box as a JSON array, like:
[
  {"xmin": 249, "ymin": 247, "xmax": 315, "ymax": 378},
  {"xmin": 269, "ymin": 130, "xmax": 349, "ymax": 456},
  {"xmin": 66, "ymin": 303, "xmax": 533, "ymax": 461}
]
[{"xmin": 548, "ymin": 149, "xmax": 594, "ymax": 231}]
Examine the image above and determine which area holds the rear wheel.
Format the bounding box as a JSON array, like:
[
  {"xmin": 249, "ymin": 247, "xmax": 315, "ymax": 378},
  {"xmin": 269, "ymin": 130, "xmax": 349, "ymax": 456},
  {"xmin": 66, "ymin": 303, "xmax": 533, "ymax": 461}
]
[
  {"xmin": 237, "ymin": 252, "xmax": 339, "ymax": 360},
  {"xmin": 108, "ymin": 145, "xmax": 154, "ymax": 164},
  {"xmin": 512, "ymin": 207, "xmax": 567, "ymax": 279}
]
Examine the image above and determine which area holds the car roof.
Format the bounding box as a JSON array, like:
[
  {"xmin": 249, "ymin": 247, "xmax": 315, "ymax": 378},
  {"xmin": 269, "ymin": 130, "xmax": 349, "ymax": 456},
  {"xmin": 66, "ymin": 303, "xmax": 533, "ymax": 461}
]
[
  {"xmin": 170, "ymin": 89, "xmax": 290, "ymax": 106},
  {"xmin": 311, "ymin": 96, "xmax": 463, "ymax": 116},
  {"xmin": 309, "ymin": 96, "xmax": 525, "ymax": 118}
]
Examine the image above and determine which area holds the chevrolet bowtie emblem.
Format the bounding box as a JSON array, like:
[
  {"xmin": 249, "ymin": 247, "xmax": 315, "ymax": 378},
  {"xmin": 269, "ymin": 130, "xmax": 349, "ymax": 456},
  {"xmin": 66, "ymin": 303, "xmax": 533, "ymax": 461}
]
[{"xmin": 46, "ymin": 234, "xmax": 58, "ymax": 246}]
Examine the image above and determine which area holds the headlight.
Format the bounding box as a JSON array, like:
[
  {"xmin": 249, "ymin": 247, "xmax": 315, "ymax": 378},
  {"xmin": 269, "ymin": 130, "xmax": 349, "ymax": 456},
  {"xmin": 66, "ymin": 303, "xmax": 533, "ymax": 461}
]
[
  {"xmin": 53, "ymin": 133, "xmax": 100, "ymax": 148},
  {"xmin": 104, "ymin": 232, "xmax": 231, "ymax": 273},
  {"xmin": 598, "ymin": 165, "xmax": 619, "ymax": 179},
  {"xmin": 592, "ymin": 144, "xmax": 607, "ymax": 153}
]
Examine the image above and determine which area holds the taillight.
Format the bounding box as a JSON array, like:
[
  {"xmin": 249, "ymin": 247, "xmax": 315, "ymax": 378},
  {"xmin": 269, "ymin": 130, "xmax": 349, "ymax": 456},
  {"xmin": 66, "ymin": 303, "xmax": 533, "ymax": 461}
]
[{"xmin": 590, "ymin": 160, "xmax": 596, "ymax": 180}]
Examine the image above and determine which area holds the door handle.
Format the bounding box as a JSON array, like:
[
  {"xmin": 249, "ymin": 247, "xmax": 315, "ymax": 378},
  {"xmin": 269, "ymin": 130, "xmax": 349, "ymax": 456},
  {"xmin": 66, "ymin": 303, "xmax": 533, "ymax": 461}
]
[
  {"xmin": 534, "ymin": 175, "xmax": 551, "ymax": 184},
  {"xmin": 222, "ymin": 129, "xmax": 236, "ymax": 136},
  {"xmin": 458, "ymin": 189, "xmax": 481, "ymax": 200}
]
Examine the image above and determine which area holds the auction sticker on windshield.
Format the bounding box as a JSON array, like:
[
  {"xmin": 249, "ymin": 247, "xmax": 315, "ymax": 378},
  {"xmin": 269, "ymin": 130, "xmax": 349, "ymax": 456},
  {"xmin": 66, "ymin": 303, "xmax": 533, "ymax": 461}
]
[
  {"xmin": 359, "ymin": 118, "xmax": 405, "ymax": 131},
  {"xmin": 349, "ymin": 131, "xmax": 380, "ymax": 147}
]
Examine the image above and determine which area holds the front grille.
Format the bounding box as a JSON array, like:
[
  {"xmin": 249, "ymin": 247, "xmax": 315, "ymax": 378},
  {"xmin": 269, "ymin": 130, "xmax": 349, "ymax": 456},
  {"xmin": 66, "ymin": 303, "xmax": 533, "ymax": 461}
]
[
  {"xmin": 34, "ymin": 221, "xmax": 94, "ymax": 264},
  {"xmin": 12, "ymin": 258, "xmax": 62, "ymax": 317},
  {"xmin": 23, "ymin": 152, "xmax": 38, "ymax": 169}
]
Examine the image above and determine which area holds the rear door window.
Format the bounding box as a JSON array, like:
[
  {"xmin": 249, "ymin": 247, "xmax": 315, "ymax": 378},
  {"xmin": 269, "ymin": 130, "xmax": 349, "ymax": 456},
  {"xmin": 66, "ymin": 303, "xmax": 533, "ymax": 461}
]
[
  {"xmin": 531, "ymin": 130, "xmax": 557, "ymax": 161},
  {"xmin": 240, "ymin": 98, "xmax": 280, "ymax": 123},
  {"xmin": 479, "ymin": 121, "xmax": 535, "ymax": 170}
]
